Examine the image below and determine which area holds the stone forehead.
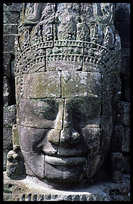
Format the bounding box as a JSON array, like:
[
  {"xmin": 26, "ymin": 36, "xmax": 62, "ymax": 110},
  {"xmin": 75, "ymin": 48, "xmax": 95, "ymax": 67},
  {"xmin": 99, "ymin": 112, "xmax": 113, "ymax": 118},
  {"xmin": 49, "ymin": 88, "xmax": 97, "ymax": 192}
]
[{"xmin": 15, "ymin": 71, "xmax": 101, "ymax": 100}]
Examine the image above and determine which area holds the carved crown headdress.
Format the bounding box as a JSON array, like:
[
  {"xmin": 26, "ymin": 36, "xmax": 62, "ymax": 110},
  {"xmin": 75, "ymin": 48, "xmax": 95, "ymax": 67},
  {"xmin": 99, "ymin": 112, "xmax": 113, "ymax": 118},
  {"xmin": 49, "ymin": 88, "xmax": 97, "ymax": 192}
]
[{"xmin": 14, "ymin": 3, "xmax": 121, "ymax": 103}]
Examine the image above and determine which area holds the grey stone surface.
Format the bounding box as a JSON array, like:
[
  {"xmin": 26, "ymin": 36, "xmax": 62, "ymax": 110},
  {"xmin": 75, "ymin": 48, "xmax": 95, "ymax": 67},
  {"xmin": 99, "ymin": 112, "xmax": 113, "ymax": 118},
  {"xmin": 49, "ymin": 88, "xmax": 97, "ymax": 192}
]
[
  {"xmin": 115, "ymin": 3, "xmax": 130, "ymax": 22},
  {"xmin": 15, "ymin": 72, "xmax": 61, "ymax": 99},
  {"xmin": 3, "ymin": 3, "xmax": 22, "ymax": 174},
  {"xmin": 3, "ymin": 149, "xmax": 9, "ymax": 171},
  {"xmin": 121, "ymin": 48, "xmax": 130, "ymax": 56},
  {"xmin": 122, "ymin": 127, "xmax": 130, "ymax": 153},
  {"xmin": 3, "ymin": 12, "xmax": 20, "ymax": 24},
  {"xmin": 3, "ymin": 53, "xmax": 12, "ymax": 77},
  {"xmin": 62, "ymin": 71, "xmax": 101, "ymax": 98},
  {"xmin": 3, "ymin": 24, "xmax": 18, "ymax": 34},
  {"xmin": 3, "ymin": 35, "xmax": 16, "ymax": 53},
  {"xmin": 111, "ymin": 152, "xmax": 123, "ymax": 183},
  {"xmin": 115, "ymin": 21, "xmax": 130, "ymax": 48},
  {"xmin": 121, "ymin": 56, "xmax": 130, "ymax": 102},
  {"xmin": 3, "ymin": 3, "xmax": 22, "ymax": 12},
  {"xmin": 17, "ymin": 99, "xmax": 60, "ymax": 128},
  {"xmin": 45, "ymin": 161, "xmax": 85, "ymax": 182},
  {"xmin": 123, "ymin": 156, "xmax": 130, "ymax": 173},
  {"xmin": 3, "ymin": 127, "xmax": 12, "ymax": 149},
  {"xmin": 3, "ymin": 76, "xmax": 10, "ymax": 106},
  {"xmin": 121, "ymin": 55, "xmax": 130, "ymax": 74},
  {"xmin": 3, "ymin": 171, "xmax": 130, "ymax": 201},
  {"xmin": 111, "ymin": 124, "xmax": 123, "ymax": 152},
  {"xmin": 3, "ymin": 105, "xmax": 16, "ymax": 128},
  {"xmin": 121, "ymin": 102, "xmax": 130, "ymax": 126}
]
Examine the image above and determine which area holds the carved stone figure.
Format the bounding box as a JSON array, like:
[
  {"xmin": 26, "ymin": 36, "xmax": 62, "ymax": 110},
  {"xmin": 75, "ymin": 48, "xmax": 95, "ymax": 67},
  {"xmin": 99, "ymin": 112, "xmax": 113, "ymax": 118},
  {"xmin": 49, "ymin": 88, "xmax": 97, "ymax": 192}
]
[
  {"xmin": 77, "ymin": 17, "xmax": 90, "ymax": 41},
  {"xmin": 22, "ymin": 3, "xmax": 42, "ymax": 26},
  {"xmin": 7, "ymin": 3, "xmax": 122, "ymax": 189}
]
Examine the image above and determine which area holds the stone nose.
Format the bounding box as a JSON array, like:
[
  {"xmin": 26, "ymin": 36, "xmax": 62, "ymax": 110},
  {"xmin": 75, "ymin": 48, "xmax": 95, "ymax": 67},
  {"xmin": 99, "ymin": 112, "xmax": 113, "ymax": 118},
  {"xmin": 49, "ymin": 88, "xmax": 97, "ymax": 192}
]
[
  {"xmin": 60, "ymin": 127, "xmax": 80, "ymax": 147},
  {"xmin": 48, "ymin": 100, "xmax": 80, "ymax": 146},
  {"xmin": 47, "ymin": 128, "xmax": 80, "ymax": 147},
  {"xmin": 48, "ymin": 128, "xmax": 80, "ymax": 146}
]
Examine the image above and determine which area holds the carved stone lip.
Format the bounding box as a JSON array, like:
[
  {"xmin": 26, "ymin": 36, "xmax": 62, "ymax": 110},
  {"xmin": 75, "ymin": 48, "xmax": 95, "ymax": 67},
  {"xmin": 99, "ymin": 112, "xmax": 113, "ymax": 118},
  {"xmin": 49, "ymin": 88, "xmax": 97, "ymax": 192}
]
[{"xmin": 45, "ymin": 155, "xmax": 85, "ymax": 166}]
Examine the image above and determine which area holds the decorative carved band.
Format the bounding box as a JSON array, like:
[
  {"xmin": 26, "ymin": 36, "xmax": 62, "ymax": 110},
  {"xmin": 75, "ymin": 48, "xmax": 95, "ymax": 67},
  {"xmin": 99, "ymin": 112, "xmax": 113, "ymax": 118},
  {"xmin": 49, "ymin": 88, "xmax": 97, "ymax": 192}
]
[{"xmin": 15, "ymin": 40, "xmax": 120, "ymax": 76}]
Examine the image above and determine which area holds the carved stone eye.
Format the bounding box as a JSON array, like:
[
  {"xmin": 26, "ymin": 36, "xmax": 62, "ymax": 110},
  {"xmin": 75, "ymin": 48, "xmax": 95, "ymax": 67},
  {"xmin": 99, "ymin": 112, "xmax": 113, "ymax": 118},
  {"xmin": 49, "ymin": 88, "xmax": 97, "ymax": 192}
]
[
  {"xmin": 32, "ymin": 100, "xmax": 58, "ymax": 120},
  {"xmin": 65, "ymin": 97, "xmax": 100, "ymax": 120}
]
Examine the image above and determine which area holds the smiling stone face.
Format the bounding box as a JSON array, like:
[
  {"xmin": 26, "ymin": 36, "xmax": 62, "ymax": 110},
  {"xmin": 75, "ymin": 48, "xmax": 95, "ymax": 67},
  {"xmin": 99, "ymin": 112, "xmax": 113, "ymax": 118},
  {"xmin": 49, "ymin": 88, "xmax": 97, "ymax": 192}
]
[
  {"xmin": 17, "ymin": 71, "xmax": 106, "ymax": 182},
  {"xmin": 13, "ymin": 3, "xmax": 121, "ymax": 187}
]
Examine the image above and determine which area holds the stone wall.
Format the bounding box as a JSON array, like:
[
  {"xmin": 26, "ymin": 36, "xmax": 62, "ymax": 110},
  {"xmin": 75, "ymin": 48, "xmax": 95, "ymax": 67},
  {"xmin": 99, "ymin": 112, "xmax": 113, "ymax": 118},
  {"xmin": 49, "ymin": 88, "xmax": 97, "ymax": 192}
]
[
  {"xmin": 3, "ymin": 3, "xmax": 130, "ymax": 175},
  {"xmin": 3, "ymin": 3, "xmax": 22, "ymax": 170},
  {"xmin": 114, "ymin": 3, "xmax": 130, "ymax": 174}
]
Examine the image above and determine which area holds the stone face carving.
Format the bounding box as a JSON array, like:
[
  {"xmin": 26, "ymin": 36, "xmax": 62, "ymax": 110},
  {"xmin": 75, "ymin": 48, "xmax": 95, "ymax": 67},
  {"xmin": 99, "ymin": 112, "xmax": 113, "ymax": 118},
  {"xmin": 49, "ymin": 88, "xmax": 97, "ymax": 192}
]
[{"xmin": 7, "ymin": 3, "xmax": 121, "ymax": 188}]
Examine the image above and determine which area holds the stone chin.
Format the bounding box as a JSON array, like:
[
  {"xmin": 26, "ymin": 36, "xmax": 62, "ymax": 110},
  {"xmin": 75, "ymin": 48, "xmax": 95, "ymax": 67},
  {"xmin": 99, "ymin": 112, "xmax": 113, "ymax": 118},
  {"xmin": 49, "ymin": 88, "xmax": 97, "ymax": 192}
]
[
  {"xmin": 44, "ymin": 160, "xmax": 86, "ymax": 183},
  {"xmin": 23, "ymin": 153, "xmax": 105, "ymax": 184},
  {"xmin": 23, "ymin": 153, "xmax": 86, "ymax": 183},
  {"xmin": 44, "ymin": 154, "xmax": 104, "ymax": 183}
]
